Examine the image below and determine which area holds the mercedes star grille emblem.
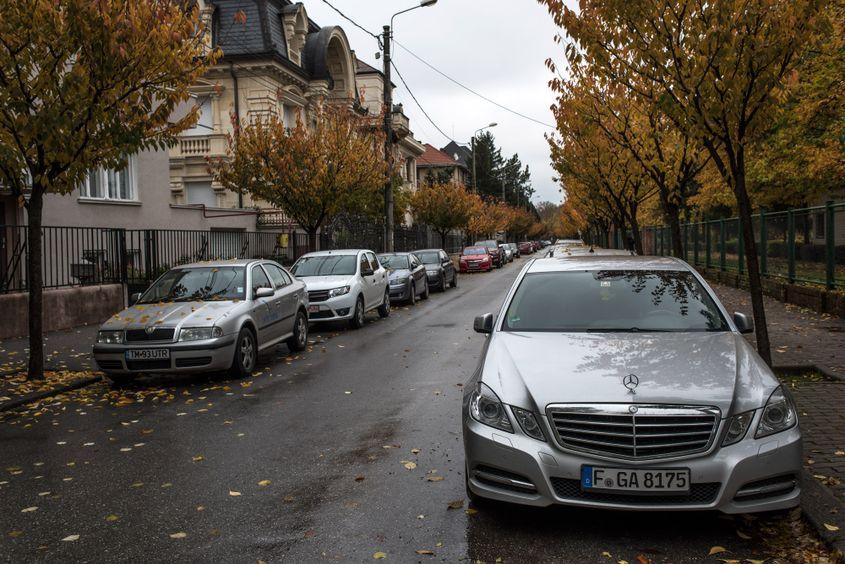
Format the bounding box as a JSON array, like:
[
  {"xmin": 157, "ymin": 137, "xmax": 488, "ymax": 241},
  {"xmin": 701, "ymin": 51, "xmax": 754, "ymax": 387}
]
[{"xmin": 623, "ymin": 373, "xmax": 639, "ymax": 393}]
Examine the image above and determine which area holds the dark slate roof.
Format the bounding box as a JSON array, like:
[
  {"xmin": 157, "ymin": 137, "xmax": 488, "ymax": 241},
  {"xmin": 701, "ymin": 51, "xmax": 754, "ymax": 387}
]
[
  {"xmin": 441, "ymin": 141, "xmax": 472, "ymax": 168},
  {"xmin": 356, "ymin": 59, "xmax": 382, "ymax": 76},
  {"xmin": 213, "ymin": 0, "xmax": 342, "ymax": 81}
]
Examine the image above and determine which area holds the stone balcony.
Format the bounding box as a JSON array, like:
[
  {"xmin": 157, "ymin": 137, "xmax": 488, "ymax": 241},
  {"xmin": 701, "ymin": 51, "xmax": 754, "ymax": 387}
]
[{"xmin": 170, "ymin": 134, "xmax": 229, "ymax": 160}]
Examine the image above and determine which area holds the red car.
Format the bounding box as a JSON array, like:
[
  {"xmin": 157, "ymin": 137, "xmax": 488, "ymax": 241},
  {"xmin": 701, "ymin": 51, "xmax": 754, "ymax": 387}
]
[
  {"xmin": 459, "ymin": 246, "xmax": 493, "ymax": 272},
  {"xmin": 518, "ymin": 241, "xmax": 534, "ymax": 254}
]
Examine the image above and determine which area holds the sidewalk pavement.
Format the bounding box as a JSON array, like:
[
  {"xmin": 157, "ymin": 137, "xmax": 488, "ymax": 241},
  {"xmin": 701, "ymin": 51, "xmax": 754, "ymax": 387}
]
[
  {"xmin": 0, "ymin": 324, "xmax": 97, "ymax": 376},
  {"xmin": 710, "ymin": 282, "xmax": 845, "ymax": 507}
]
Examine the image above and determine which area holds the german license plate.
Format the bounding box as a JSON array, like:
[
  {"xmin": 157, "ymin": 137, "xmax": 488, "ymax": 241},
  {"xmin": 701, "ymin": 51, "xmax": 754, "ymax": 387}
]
[
  {"xmin": 125, "ymin": 348, "xmax": 170, "ymax": 361},
  {"xmin": 308, "ymin": 305, "xmax": 320, "ymax": 313},
  {"xmin": 581, "ymin": 466, "xmax": 689, "ymax": 493}
]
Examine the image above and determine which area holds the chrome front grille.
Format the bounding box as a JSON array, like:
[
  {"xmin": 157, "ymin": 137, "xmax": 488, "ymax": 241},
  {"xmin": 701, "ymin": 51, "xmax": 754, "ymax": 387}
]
[
  {"xmin": 547, "ymin": 404, "xmax": 720, "ymax": 460},
  {"xmin": 125, "ymin": 328, "xmax": 175, "ymax": 342}
]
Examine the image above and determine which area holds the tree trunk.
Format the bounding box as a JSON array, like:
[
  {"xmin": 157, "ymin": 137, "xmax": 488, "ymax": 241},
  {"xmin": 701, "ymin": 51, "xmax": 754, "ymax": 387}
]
[
  {"xmin": 734, "ymin": 158, "xmax": 772, "ymax": 366},
  {"xmin": 27, "ymin": 186, "xmax": 44, "ymax": 380},
  {"xmin": 659, "ymin": 188, "xmax": 684, "ymax": 257},
  {"xmin": 307, "ymin": 228, "xmax": 318, "ymax": 253}
]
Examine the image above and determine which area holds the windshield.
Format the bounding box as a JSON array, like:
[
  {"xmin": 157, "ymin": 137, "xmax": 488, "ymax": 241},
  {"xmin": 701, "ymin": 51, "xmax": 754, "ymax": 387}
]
[
  {"xmin": 291, "ymin": 255, "xmax": 357, "ymax": 277},
  {"xmin": 139, "ymin": 266, "xmax": 245, "ymax": 303},
  {"xmin": 463, "ymin": 247, "xmax": 487, "ymax": 256},
  {"xmin": 503, "ymin": 270, "xmax": 728, "ymax": 333},
  {"xmin": 417, "ymin": 251, "xmax": 440, "ymax": 265},
  {"xmin": 378, "ymin": 255, "xmax": 410, "ymax": 270},
  {"xmin": 475, "ymin": 241, "xmax": 496, "ymax": 250}
]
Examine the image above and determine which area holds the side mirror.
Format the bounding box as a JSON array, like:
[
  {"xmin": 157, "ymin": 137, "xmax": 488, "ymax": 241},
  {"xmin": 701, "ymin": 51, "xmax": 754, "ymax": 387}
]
[
  {"xmin": 474, "ymin": 313, "xmax": 495, "ymax": 334},
  {"xmin": 129, "ymin": 292, "xmax": 142, "ymax": 306},
  {"xmin": 733, "ymin": 312, "xmax": 754, "ymax": 334},
  {"xmin": 255, "ymin": 287, "xmax": 275, "ymax": 299}
]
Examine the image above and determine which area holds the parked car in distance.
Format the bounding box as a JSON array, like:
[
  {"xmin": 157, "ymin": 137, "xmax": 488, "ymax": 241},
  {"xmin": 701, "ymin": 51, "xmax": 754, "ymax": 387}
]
[
  {"xmin": 378, "ymin": 252, "xmax": 429, "ymax": 305},
  {"xmin": 518, "ymin": 241, "xmax": 534, "ymax": 255},
  {"xmin": 460, "ymin": 246, "xmax": 493, "ymax": 273},
  {"xmin": 475, "ymin": 240, "xmax": 503, "ymax": 268},
  {"xmin": 93, "ymin": 259, "xmax": 309, "ymax": 384},
  {"xmin": 416, "ymin": 248, "xmax": 458, "ymax": 291},
  {"xmin": 509, "ymin": 243, "xmax": 521, "ymax": 259},
  {"xmin": 465, "ymin": 255, "xmax": 801, "ymax": 513},
  {"xmin": 291, "ymin": 249, "xmax": 390, "ymax": 329},
  {"xmin": 499, "ymin": 244, "xmax": 513, "ymax": 263}
]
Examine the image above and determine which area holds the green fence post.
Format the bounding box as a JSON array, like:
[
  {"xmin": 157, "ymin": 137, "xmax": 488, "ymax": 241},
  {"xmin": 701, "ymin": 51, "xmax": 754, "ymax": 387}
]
[
  {"xmin": 683, "ymin": 223, "xmax": 689, "ymax": 261},
  {"xmin": 719, "ymin": 219, "xmax": 726, "ymax": 271},
  {"xmin": 705, "ymin": 220, "xmax": 712, "ymax": 269},
  {"xmin": 787, "ymin": 210, "xmax": 795, "ymax": 283},
  {"xmin": 759, "ymin": 209, "xmax": 767, "ymax": 276},
  {"xmin": 826, "ymin": 200, "xmax": 835, "ymax": 289},
  {"xmin": 693, "ymin": 223, "xmax": 699, "ymax": 265},
  {"xmin": 738, "ymin": 218, "xmax": 744, "ymax": 275}
]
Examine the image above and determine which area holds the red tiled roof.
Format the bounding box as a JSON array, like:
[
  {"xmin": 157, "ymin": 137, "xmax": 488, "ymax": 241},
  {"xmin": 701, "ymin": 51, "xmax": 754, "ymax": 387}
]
[{"xmin": 417, "ymin": 144, "xmax": 467, "ymax": 169}]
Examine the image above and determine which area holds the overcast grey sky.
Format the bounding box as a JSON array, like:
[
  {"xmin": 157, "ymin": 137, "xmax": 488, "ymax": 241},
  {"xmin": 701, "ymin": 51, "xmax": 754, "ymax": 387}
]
[{"xmin": 306, "ymin": 0, "xmax": 567, "ymax": 204}]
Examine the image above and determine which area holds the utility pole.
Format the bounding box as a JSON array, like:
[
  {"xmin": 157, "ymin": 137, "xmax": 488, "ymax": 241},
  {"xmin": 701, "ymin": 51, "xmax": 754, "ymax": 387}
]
[{"xmin": 382, "ymin": 25, "xmax": 394, "ymax": 252}]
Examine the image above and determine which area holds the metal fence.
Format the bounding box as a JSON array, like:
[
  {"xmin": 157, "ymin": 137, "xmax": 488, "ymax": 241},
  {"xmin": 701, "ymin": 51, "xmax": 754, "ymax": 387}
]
[
  {"xmin": 603, "ymin": 201, "xmax": 845, "ymax": 289},
  {"xmin": 1, "ymin": 221, "xmax": 466, "ymax": 295}
]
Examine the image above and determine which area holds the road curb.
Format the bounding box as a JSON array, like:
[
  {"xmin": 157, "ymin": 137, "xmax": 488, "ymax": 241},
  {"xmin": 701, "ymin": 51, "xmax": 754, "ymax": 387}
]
[
  {"xmin": 801, "ymin": 469, "xmax": 845, "ymax": 560},
  {"xmin": 0, "ymin": 376, "xmax": 101, "ymax": 413}
]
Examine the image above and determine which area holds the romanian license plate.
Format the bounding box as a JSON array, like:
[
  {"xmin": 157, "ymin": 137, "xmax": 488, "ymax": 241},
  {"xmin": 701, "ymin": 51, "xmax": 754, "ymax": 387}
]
[
  {"xmin": 308, "ymin": 305, "xmax": 320, "ymax": 313},
  {"xmin": 581, "ymin": 466, "xmax": 689, "ymax": 493},
  {"xmin": 125, "ymin": 348, "xmax": 170, "ymax": 361}
]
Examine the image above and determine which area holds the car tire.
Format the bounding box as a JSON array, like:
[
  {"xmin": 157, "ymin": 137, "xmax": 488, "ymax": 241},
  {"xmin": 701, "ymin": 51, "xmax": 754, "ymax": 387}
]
[
  {"xmin": 450, "ymin": 273, "xmax": 458, "ymax": 288},
  {"xmin": 408, "ymin": 282, "xmax": 416, "ymax": 305},
  {"xmin": 438, "ymin": 273, "xmax": 447, "ymax": 292},
  {"xmin": 377, "ymin": 288, "xmax": 391, "ymax": 318},
  {"xmin": 230, "ymin": 327, "xmax": 256, "ymax": 378},
  {"xmin": 350, "ymin": 296, "xmax": 366, "ymax": 329},
  {"xmin": 421, "ymin": 279, "xmax": 430, "ymax": 300},
  {"xmin": 286, "ymin": 310, "xmax": 308, "ymax": 352}
]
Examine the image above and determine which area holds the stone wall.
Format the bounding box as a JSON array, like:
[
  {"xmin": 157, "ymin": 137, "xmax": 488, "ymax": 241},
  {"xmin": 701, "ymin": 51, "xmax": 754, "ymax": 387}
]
[{"xmin": 0, "ymin": 284, "xmax": 123, "ymax": 339}]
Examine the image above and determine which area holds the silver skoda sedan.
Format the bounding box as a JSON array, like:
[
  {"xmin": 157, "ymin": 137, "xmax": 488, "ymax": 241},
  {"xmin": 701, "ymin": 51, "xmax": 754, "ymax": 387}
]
[
  {"xmin": 463, "ymin": 255, "xmax": 801, "ymax": 513},
  {"xmin": 93, "ymin": 259, "xmax": 308, "ymax": 383}
]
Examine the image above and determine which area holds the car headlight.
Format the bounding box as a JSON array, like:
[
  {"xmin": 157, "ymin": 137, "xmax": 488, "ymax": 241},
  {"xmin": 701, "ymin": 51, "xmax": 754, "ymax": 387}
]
[
  {"xmin": 469, "ymin": 382, "xmax": 513, "ymax": 433},
  {"xmin": 328, "ymin": 286, "xmax": 350, "ymax": 298},
  {"xmin": 512, "ymin": 406, "xmax": 545, "ymax": 441},
  {"xmin": 389, "ymin": 277, "xmax": 408, "ymax": 286},
  {"xmin": 178, "ymin": 327, "xmax": 223, "ymax": 342},
  {"xmin": 97, "ymin": 330, "xmax": 124, "ymax": 344},
  {"xmin": 722, "ymin": 411, "xmax": 754, "ymax": 446},
  {"xmin": 756, "ymin": 386, "xmax": 798, "ymax": 438}
]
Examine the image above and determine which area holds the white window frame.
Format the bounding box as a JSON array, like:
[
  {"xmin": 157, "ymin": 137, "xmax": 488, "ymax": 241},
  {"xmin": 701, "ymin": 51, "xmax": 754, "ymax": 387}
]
[{"xmin": 80, "ymin": 156, "xmax": 137, "ymax": 202}]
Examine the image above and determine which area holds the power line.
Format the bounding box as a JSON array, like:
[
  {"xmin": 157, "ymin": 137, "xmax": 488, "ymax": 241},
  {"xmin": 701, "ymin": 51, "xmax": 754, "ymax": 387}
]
[
  {"xmin": 390, "ymin": 60, "xmax": 454, "ymax": 145},
  {"xmin": 319, "ymin": 0, "xmax": 380, "ymax": 39},
  {"xmin": 393, "ymin": 39, "xmax": 556, "ymax": 130}
]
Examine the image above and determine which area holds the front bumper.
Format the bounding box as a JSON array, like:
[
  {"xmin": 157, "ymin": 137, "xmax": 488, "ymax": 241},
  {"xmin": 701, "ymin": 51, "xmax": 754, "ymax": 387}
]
[
  {"xmin": 389, "ymin": 283, "xmax": 412, "ymax": 301},
  {"xmin": 463, "ymin": 409, "xmax": 802, "ymax": 513},
  {"xmin": 460, "ymin": 261, "xmax": 491, "ymax": 272},
  {"xmin": 306, "ymin": 291, "xmax": 358, "ymax": 322},
  {"xmin": 92, "ymin": 337, "xmax": 236, "ymax": 375}
]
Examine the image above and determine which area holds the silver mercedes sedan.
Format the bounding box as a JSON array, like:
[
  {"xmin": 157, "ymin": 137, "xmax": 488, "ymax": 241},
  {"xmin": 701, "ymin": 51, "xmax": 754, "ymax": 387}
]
[
  {"xmin": 93, "ymin": 259, "xmax": 308, "ymax": 384},
  {"xmin": 463, "ymin": 255, "xmax": 801, "ymax": 513}
]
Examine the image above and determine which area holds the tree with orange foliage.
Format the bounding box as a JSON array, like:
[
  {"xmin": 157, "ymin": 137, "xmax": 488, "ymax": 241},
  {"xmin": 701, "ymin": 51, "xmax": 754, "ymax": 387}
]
[
  {"xmin": 213, "ymin": 105, "xmax": 387, "ymax": 251},
  {"xmin": 409, "ymin": 181, "xmax": 475, "ymax": 249}
]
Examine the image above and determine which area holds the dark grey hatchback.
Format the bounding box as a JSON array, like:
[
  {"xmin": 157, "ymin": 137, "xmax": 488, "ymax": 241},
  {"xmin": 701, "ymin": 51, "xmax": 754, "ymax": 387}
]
[
  {"xmin": 378, "ymin": 252, "xmax": 429, "ymax": 305},
  {"xmin": 415, "ymin": 248, "xmax": 458, "ymax": 292}
]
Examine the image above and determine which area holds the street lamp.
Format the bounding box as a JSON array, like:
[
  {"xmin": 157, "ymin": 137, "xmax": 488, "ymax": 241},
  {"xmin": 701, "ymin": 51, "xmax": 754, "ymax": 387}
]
[
  {"xmin": 471, "ymin": 122, "xmax": 497, "ymax": 193},
  {"xmin": 382, "ymin": 0, "xmax": 438, "ymax": 252}
]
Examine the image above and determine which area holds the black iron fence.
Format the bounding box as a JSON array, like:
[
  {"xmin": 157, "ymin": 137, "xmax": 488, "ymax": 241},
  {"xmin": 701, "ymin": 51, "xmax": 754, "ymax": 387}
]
[{"xmin": 1, "ymin": 222, "xmax": 465, "ymax": 295}]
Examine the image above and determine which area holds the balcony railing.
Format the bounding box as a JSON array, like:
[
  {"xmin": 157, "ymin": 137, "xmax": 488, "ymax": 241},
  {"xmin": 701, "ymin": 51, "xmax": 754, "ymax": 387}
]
[{"xmin": 171, "ymin": 134, "xmax": 229, "ymax": 159}]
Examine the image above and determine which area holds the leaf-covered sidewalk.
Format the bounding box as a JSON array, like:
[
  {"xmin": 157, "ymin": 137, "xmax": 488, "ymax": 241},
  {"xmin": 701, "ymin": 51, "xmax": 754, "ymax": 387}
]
[{"xmin": 710, "ymin": 282, "xmax": 845, "ymax": 504}]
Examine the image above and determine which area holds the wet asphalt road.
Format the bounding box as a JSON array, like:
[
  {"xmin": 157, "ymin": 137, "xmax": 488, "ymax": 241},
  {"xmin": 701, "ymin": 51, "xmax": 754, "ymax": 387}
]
[{"xmin": 0, "ymin": 259, "xmax": 823, "ymax": 563}]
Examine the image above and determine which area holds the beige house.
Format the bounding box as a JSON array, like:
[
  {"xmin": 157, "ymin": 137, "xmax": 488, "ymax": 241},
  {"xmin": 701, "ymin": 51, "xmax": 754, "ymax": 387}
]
[
  {"xmin": 169, "ymin": 0, "xmax": 360, "ymax": 214},
  {"xmin": 417, "ymin": 144, "xmax": 470, "ymax": 187},
  {"xmin": 355, "ymin": 60, "xmax": 426, "ymax": 223}
]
